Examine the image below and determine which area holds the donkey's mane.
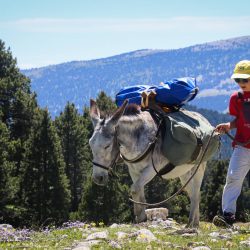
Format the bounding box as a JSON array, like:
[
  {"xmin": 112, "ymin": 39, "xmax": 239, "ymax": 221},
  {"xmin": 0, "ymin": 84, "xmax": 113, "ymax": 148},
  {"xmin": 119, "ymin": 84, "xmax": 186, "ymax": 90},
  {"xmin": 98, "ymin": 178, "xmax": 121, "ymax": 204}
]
[{"xmin": 123, "ymin": 103, "xmax": 141, "ymax": 116}]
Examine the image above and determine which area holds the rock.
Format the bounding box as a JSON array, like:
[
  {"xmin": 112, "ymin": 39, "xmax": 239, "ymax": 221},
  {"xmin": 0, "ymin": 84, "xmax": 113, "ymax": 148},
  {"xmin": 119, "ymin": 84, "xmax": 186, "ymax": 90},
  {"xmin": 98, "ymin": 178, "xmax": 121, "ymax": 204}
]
[
  {"xmin": 240, "ymin": 240, "xmax": 250, "ymax": 247},
  {"xmin": 208, "ymin": 231, "xmax": 231, "ymax": 240},
  {"xmin": 73, "ymin": 240, "xmax": 101, "ymax": 250},
  {"xmin": 135, "ymin": 229, "xmax": 157, "ymax": 243},
  {"xmin": 192, "ymin": 247, "xmax": 211, "ymax": 250},
  {"xmin": 86, "ymin": 230, "xmax": 108, "ymax": 240},
  {"xmin": 182, "ymin": 233, "xmax": 198, "ymax": 237},
  {"xmin": 116, "ymin": 231, "xmax": 128, "ymax": 240},
  {"xmin": 0, "ymin": 224, "xmax": 14, "ymax": 232},
  {"xmin": 187, "ymin": 241, "xmax": 205, "ymax": 247},
  {"xmin": 145, "ymin": 207, "xmax": 168, "ymax": 221},
  {"xmin": 109, "ymin": 240, "xmax": 122, "ymax": 249},
  {"xmin": 110, "ymin": 223, "xmax": 119, "ymax": 228}
]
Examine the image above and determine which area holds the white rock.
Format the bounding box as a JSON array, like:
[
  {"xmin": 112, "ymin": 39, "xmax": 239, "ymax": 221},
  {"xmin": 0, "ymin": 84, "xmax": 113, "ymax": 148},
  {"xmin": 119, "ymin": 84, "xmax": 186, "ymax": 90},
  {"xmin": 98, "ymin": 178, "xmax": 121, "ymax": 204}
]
[
  {"xmin": 208, "ymin": 232, "xmax": 231, "ymax": 240},
  {"xmin": 109, "ymin": 240, "xmax": 122, "ymax": 249},
  {"xmin": 0, "ymin": 224, "xmax": 14, "ymax": 232},
  {"xmin": 116, "ymin": 231, "xmax": 128, "ymax": 240},
  {"xmin": 145, "ymin": 207, "xmax": 168, "ymax": 221},
  {"xmin": 135, "ymin": 229, "xmax": 157, "ymax": 243},
  {"xmin": 240, "ymin": 240, "xmax": 250, "ymax": 247},
  {"xmin": 86, "ymin": 231, "xmax": 108, "ymax": 240},
  {"xmin": 210, "ymin": 238, "xmax": 218, "ymax": 242},
  {"xmin": 182, "ymin": 233, "xmax": 197, "ymax": 237},
  {"xmin": 73, "ymin": 240, "xmax": 102, "ymax": 250},
  {"xmin": 110, "ymin": 223, "xmax": 119, "ymax": 228}
]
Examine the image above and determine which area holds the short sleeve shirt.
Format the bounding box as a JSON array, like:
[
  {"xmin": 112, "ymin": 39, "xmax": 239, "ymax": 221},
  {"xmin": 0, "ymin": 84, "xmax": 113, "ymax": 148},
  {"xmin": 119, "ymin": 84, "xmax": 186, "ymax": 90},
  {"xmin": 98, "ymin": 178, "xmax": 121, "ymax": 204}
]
[{"xmin": 229, "ymin": 91, "xmax": 250, "ymax": 148}]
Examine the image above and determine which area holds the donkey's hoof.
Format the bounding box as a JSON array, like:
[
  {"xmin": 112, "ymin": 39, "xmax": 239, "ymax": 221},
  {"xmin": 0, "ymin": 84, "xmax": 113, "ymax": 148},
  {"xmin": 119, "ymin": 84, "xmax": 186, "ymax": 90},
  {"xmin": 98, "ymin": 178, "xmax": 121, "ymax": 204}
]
[{"xmin": 135, "ymin": 214, "xmax": 147, "ymax": 223}]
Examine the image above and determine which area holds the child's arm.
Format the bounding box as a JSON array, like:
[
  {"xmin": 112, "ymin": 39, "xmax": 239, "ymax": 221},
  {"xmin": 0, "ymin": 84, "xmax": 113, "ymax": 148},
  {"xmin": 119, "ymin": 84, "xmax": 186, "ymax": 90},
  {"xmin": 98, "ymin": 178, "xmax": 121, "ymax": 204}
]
[{"xmin": 216, "ymin": 118, "xmax": 237, "ymax": 134}]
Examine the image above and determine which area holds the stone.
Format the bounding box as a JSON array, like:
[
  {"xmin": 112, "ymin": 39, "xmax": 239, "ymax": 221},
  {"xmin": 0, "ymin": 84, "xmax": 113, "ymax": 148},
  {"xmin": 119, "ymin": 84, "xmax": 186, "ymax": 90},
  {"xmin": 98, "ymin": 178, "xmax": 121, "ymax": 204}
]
[
  {"xmin": 86, "ymin": 230, "xmax": 108, "ymax": 240},
  {"xmin": 116, "ymin": 231, "xmax": 128, "ymax": 240},
  {"xmin": 145, "ymin": 207, "xmax": 168, "ymax": 221},
  {"xmin": 109, "ymin": 240, "xmax": 122, "ymax": 249},
  {"xmin": 135, "ymin": 229, "xmax": 157, "ymax": 243}
]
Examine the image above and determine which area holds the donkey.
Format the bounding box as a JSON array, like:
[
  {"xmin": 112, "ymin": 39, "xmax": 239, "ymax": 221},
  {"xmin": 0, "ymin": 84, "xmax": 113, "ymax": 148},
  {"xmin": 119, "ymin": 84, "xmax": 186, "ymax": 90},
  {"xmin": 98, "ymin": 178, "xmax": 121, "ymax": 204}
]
[{"xmin": 89, "ymin": 99, "xmax": 216, "ymax": 228}]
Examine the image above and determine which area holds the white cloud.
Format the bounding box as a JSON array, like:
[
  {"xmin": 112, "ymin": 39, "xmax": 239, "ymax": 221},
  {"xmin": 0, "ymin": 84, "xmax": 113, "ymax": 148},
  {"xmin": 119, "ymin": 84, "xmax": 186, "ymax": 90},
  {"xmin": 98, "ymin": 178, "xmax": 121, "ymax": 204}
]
[{"xmin": 2, "ymin": 16, "xmax": 250, "ymax": 33}]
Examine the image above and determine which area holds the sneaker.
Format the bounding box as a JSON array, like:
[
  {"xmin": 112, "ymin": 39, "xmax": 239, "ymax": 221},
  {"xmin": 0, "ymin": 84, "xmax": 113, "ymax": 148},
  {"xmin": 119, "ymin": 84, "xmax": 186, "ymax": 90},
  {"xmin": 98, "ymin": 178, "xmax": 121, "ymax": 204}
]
[{"xmin": 213, "ymin": 212, "xmax": 235, "ymax": 228}]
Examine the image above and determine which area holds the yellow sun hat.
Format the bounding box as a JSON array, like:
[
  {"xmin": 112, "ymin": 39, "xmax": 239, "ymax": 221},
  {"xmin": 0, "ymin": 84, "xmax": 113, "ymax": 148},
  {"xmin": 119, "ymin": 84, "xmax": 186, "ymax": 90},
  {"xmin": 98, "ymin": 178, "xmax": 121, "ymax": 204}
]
[{"xmin": 231, "ymin": 60, "xmax": 250, "ymax": 79}]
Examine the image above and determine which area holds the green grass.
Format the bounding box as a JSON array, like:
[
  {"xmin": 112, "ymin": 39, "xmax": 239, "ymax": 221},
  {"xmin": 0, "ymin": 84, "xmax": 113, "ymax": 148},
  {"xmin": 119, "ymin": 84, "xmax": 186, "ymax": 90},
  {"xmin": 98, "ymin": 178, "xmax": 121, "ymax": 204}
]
[{"xmin": 1, "ymin": 222, "xmax": 250, "ymax": 249}]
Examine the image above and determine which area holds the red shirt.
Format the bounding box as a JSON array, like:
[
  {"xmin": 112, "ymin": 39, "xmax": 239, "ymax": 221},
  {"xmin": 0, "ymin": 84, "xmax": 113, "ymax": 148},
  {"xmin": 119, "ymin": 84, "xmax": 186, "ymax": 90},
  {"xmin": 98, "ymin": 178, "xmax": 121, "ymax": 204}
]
[{"xmin": 229, "ymin": 91, "xmax": 250, "ymax": 148}]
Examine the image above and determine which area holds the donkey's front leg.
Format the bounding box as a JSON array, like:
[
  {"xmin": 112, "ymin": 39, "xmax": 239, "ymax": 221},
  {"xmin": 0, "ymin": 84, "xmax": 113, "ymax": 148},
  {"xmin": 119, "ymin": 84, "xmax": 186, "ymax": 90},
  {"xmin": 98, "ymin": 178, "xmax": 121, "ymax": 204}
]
[
  {"xmin": 129, "ymin": 164, "xmax": 156, "ymax": 223},
  {"xmin": 131, "ymin": 186, "xmax": 147, "ymax": 223}
]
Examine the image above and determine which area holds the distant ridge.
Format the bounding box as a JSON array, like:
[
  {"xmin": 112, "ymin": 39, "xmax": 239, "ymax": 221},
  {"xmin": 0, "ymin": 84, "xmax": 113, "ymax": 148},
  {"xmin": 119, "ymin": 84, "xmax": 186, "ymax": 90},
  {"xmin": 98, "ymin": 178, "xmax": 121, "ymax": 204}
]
[{"xmin": 23, "ymin": 36, "xmax": 250, "ymax": 117}]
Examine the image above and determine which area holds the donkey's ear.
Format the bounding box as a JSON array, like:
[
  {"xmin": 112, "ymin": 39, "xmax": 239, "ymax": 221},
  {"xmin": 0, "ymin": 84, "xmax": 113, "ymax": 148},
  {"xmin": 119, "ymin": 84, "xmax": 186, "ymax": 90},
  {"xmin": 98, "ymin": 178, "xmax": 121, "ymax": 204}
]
[
  {"xmin": 90, "ymin": 99, "xmax": 100, "ymax": 127},
  {"xmin": 108, "ymin": 99, "xmax": 128, "ymax": 128}
]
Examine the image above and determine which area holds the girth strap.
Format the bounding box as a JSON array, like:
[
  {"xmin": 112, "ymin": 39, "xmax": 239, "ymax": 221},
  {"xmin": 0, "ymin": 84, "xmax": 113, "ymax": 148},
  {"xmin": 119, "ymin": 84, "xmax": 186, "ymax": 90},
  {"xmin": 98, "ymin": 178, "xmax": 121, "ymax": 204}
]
[
  {"xmin": 157, "ymin": 162, "xmax": 176, "ymax": 176},
  {"xmin": 190, "ymin": 137, "xmax": 203, "ymax": 163}
]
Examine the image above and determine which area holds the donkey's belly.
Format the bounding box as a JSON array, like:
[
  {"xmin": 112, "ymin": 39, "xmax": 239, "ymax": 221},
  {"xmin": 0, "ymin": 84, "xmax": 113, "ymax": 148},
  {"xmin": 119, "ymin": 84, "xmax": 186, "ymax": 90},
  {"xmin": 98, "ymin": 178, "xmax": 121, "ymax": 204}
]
[{"xmin": 162, "ymin": 163, "xmax": 195, "ymax": 179}]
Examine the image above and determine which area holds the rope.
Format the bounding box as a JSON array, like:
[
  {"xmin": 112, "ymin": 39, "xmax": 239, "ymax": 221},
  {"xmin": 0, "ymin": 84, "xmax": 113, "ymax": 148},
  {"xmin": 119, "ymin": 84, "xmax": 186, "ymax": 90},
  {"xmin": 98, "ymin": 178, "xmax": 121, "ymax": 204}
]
[
  {"xmin": 225, "ymin": 131, "xmax": 250, "ymax": 147},
  {"xmin": 129, "ymin": 129, "xmax": 217, "ymax": 207}
]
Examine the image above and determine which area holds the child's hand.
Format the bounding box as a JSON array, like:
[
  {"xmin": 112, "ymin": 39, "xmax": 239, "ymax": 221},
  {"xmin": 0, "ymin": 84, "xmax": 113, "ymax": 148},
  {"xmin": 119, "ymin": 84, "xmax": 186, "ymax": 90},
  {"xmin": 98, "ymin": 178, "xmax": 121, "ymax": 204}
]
[{"xmin": 215, "ymin": 123, "xmax": 230, "ymax": 134}]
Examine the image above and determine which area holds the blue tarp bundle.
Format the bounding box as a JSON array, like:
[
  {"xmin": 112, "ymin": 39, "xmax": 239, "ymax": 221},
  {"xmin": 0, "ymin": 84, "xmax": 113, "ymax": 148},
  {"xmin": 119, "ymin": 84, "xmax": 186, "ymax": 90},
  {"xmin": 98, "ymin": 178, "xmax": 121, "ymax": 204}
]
[{"xmin": 115, "ymin": 77, "xmax": 198, "ymax": 107}]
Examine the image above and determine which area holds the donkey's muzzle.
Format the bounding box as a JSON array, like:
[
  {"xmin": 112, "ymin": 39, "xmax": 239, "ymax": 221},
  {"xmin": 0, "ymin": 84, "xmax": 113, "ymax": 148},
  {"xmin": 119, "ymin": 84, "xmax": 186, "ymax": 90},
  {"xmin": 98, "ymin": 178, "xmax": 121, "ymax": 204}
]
[{"xmin": 92, "ymin": 173, "xmax": 108, "ymax": 186}]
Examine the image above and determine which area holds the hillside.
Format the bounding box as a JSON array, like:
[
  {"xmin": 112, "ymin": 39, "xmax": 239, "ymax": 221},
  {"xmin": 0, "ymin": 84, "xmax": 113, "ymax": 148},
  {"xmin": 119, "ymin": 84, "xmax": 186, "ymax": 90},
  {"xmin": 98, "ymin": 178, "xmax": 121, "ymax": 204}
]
[{"xmin": 22, "ymin": 36, "xmax": 250, "ymax": 117}]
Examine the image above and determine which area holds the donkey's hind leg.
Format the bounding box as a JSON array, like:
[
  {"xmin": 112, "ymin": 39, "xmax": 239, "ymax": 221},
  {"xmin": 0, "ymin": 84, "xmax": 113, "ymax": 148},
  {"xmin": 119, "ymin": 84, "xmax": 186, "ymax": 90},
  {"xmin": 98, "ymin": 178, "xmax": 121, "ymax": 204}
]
[{"xmin": 179, "ymin": 162, "xmax": 207, "ymax": 228}]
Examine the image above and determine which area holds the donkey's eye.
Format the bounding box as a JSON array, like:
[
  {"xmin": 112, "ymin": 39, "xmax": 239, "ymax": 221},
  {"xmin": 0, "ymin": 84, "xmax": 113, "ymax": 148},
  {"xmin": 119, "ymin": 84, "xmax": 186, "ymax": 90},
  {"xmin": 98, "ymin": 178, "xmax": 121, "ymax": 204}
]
[{"xmin": 104, "ymin": 144, "xmax": 110, "ymax": 149}]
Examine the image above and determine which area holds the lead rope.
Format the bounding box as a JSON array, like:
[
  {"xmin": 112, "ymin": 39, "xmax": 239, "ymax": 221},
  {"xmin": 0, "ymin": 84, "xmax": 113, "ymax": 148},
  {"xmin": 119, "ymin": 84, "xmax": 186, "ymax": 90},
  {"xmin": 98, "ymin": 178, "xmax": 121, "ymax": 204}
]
[
  {"xmin": 225, "ymin": 131, "xmax": 250, "ymax": 147},
  {"xmin": 129, "ymin": 129, "xmax": 217, "ymax": 207}
]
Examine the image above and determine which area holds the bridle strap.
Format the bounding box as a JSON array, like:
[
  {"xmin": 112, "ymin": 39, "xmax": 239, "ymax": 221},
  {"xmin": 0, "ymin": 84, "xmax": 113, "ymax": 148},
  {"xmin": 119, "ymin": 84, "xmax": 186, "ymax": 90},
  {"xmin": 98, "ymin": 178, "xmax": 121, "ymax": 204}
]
[
  {"xmin": 92, "ymin": 161, "xmax": 110, "ymax": 171},
  {"xmin": 92, "ymin": 150, "xmax": 120, "ymax": 178}
]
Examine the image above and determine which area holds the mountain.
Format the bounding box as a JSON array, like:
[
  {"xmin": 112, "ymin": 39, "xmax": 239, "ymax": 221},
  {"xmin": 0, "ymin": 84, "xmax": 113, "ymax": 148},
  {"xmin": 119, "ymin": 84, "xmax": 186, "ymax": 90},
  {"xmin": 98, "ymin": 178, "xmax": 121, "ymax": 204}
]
[{"xmin": 22, "ymin": 36, "xmax": 250, "ymax": 117}]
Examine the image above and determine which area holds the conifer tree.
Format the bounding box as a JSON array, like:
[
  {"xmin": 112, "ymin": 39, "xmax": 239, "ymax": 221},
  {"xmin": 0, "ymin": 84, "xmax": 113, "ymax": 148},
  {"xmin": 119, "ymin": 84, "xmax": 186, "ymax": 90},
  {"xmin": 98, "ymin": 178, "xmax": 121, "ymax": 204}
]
[
  {"xmin": 21, "ymin": 109, "xmax": 70, "ymax": 226},
  {"xmin": 201, "ymin": 160, "xmax": 229, "ymax": 220},
  {"xmin": 55, "ymin": 102, "xmax": 88, "ymax": 213},
  {"xmin": 0, "ymin": 120, "xmax": 14, "ymax": 222},
  {"xmin": 0, "ymin": 40, "xmax": 38, "ymax": 224},
  {"xmin": 0, "ymin": 40, "xmax": 37, "ymax": 140}
]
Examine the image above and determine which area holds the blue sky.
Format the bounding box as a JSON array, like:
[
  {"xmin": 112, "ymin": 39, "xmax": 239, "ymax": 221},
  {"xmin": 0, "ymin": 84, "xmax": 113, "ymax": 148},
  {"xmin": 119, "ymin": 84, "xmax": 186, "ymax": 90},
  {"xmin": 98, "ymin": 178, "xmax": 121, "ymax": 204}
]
[{"xmin": 1, "ymin": 0, "xmax": 250, "ymax": 69}]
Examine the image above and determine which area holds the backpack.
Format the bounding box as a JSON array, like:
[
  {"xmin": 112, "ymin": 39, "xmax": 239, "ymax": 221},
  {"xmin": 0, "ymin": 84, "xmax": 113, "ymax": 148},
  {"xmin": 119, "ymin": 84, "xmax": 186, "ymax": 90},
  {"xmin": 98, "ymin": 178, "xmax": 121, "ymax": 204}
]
[
  {"xmin": 161, "ymin": 109, "xmax": 220, "ymax": 165},
  {"xmin": 115, "ymin": 77, "xmax": 198, "ymax": 108}
]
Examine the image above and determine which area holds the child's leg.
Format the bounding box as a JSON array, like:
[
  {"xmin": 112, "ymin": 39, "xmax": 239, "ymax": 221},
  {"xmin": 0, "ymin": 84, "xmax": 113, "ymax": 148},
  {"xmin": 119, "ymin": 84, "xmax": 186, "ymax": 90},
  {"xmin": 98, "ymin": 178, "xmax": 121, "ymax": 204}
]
[{"xmin": 222, "ymin": 146, "xmax": 250, "ymax": 214}]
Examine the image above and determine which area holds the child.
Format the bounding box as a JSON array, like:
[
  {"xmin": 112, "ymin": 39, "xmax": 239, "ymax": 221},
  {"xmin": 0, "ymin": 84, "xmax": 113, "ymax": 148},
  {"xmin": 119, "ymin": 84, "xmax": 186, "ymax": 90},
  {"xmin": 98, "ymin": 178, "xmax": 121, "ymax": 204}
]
[{"xmin": 213, "ymin": 60, "xmax": 250, "ymax": 228}]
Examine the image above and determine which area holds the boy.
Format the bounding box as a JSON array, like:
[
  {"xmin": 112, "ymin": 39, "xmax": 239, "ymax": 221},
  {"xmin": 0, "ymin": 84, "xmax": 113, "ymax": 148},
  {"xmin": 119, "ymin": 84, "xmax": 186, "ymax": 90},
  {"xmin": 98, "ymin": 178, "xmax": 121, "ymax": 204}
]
[{"xmin": 213, "ymin": 60, "xmax": 250, "ymax": 228}]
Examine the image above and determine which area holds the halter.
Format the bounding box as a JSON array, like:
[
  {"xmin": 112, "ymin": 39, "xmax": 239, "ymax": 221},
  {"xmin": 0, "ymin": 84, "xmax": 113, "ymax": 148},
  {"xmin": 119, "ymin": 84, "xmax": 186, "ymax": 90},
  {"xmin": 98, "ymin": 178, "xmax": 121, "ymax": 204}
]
[
  {"xmin": 92, "ymin": 116, "xmax": 163, "ymax": 177},
  {"xmin": 92, "ymin": 127, "xmax": 121, "ymax": 177}
]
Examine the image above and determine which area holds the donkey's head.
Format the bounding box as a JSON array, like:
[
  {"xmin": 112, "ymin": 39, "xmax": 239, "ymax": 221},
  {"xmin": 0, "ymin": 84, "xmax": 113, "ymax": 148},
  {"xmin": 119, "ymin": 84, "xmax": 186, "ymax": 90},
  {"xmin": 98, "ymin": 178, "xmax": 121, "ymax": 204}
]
[{"xmin": 89, "ymin": 99, "xmax": 128, "ymax": 185}]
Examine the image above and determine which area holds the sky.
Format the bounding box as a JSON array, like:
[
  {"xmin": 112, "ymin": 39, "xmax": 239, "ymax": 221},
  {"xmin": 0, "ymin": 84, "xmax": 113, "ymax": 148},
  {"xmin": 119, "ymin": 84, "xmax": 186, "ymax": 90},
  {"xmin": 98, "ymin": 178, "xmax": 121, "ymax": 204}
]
[{"xmin": 1, "ymin": 0, "xmax": 250, "ymax": 69}]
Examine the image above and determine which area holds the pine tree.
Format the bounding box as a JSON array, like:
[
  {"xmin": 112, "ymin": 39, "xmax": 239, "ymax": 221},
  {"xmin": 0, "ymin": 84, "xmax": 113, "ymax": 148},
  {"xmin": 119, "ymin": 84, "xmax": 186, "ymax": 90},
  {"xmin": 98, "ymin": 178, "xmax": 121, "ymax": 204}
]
[
  {"xmin": 96, "ymin": 91, "xmax": 117, "ymax": 117},
  {"xmin": 55, "ymin": 102, "xmax": 88, "ymax": 213},
  {"xmin": 21, "ymin": 109, "xmax": 70, "ymax": 226},
  {"xmin": 0, "ymin": 40, "xmax": 38, "ymax": 225},
  {"xmin": 78, "ymin": 168, "xmax": 132, "ymax": 224},
  {"xmin": 201, "ymin": 160, "xmax": 228, "ymax": 220},
  {"xmin": 0, "ymin": 40, "xmax": 37, "ymax": 140},
  {"xmin": 0, "ymin": 121, "xmax": 14, "ymax": 222}
]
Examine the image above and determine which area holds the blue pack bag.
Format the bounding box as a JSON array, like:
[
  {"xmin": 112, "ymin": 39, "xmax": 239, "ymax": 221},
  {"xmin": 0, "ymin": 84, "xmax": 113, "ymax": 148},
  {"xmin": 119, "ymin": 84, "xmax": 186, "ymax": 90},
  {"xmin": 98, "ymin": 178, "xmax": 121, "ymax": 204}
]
[
  {"xmin": 115, "ymin": 77, "xmax": 198, "ymax": 107},
  {"xmin": 115, "ymin": 85, "xmax": 156, "ymax": 107},
  {"xmin": 155, "ymin": 77, "xmax": 198, "ymax": 106}
]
